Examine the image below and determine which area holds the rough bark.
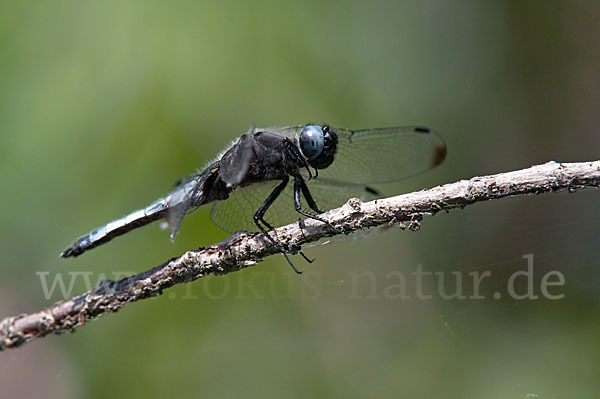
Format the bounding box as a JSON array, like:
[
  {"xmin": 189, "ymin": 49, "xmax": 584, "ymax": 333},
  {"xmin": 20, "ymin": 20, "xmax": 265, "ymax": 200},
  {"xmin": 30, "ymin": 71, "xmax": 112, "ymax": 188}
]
[{"xmin": 1, "ymin": 160, "xmax": 599, "ymax": 351}]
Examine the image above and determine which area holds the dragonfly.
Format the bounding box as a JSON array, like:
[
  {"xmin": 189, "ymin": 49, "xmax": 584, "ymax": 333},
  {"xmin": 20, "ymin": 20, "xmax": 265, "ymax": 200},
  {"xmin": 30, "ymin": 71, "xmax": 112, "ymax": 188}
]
[{"xmin": 61, "ymin": 124, "xmax": 446, "ymax": 273}]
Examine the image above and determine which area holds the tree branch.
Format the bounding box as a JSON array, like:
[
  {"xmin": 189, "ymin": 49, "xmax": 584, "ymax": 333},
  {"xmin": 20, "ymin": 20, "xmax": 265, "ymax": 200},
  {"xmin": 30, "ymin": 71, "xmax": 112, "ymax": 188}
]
[{"xmin": 1, "ymin": 160, "xmax": 599, "ymax": 351}]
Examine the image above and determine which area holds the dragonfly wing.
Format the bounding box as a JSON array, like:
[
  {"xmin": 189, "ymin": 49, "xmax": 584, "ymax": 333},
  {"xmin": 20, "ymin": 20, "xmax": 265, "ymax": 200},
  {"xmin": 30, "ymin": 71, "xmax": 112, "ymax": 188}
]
[
  {"xmin": 166, "ymin": 177, "xmax": 197, "ymax": 239},
  {"xmin": 301, "ymin": 178, "xmax": 380, "ymax": 212},
  {"xmin": 255, "ymin": 125, "xmax": 303, "ymax": 139},
  {"xmin": 211, "ymin": 180, "xmax": 298, "ymax": 233},
  {"xmin": 210, "ymin": 178, "xmax": 379, "ymax": 234},
  {"xmin": 219, "ymin": 129, "xmax": 255, "ymax": 186},
  {"xmin": 316, "ymin": 126, "xmax": 445, "ymax": 185},
  {"xmin": 212, "ymin": 125, "xmax": 445, "ymax": 233}
]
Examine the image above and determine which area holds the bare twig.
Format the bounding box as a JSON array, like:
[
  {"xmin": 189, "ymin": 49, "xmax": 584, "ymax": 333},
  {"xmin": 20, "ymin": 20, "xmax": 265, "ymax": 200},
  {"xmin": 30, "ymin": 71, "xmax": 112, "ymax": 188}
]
[{"xmin": 1, "ymin": 160, "xmax": 599, "ymax": 351}]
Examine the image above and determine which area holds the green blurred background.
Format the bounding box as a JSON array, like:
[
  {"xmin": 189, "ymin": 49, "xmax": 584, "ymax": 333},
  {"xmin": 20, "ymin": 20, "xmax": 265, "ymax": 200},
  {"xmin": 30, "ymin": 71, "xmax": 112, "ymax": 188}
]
[{"xmin": 1, "ymin": 1, "xmax": 600, "ymax": 398}]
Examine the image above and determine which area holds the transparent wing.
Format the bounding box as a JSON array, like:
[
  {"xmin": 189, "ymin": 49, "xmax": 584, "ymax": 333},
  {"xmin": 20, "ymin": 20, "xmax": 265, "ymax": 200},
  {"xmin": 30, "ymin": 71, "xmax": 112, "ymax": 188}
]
[
  {"xmin": 210, "ymin": 179, "xmax": 378, "ymax": 234},
  {"xmin": 210, "ymin": 180, "xmax": 295, "ymax": 233},
  {"xmin": 211, "ymin": 125, "xmax": 445, "ymax": 234},
  {"xmin": 265, "ymin": 125, "xmax": 447, "ymax": 185},
  {"xmin": 219, "ymin": 130, "xmax": 254, "ymax": 186},
  {"xmin": 166, "ymin": 176, "xmax": 202, "ymax": 239},
  {"xmin": 301, "ymin": 178, "xmax": 380, "ymax": 212}
]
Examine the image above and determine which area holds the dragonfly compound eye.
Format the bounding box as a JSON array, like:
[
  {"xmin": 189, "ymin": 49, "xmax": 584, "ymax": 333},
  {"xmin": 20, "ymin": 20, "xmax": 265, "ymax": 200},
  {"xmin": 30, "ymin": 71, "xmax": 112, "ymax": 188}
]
[{"xmin": 299, "ymin": 125, "xmax": 324, "ymax": 160}]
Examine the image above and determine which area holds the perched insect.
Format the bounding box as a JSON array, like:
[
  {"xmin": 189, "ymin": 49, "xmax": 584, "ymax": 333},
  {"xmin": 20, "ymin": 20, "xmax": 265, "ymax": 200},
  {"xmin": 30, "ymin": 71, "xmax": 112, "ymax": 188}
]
[{"xmin": 61, "ymin": 124, "xmax": 446, "ymax": 273}]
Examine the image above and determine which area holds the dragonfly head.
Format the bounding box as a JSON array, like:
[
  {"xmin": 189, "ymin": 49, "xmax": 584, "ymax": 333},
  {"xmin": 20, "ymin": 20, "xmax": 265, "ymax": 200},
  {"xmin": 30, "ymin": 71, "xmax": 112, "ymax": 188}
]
[{"xmin": 298, "ymin": 125, "xmax": 338, "ymax": 169}]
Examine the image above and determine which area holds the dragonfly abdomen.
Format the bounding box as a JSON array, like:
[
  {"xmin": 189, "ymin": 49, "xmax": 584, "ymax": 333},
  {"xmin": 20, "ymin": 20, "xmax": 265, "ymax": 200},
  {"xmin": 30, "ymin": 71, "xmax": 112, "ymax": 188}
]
[{"xmin": 60, "ymin": 198, "xmax": 169, "ymax": 258}]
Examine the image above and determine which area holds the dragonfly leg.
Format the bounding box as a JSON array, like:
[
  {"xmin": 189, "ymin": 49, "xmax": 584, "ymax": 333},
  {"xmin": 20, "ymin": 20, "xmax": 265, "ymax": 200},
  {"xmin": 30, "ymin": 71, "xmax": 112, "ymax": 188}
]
[
  {"xmin": 298, "ymin": 250, "xmax": 315, "ymax": 263},
  {"xmin": 294, "ymin": 177, "xmax": 342, "ymax": 233},
  {"xmin": 298, "ymin": 178, "xmax": 323, "ymax": 213},
  {"xmin": 253, "ymin": 176, "xmax": 303, "ymax": 274},
  {"xmin": 283, "ymin": 137, "xmax": 313, "ymax": 180},
  {"xmin": 364, "ymin": 186, "xmax": 382, "ymax": 196},
  {"xmin": 260, "ymin": 218, "xmax": 276, "ymax": 231}
]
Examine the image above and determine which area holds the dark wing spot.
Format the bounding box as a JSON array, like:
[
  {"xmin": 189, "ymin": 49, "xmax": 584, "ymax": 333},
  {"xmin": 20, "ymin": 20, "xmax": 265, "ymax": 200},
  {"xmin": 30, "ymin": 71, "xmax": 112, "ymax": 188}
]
[
  {"xmin": 365, "ymin": 186, "xmax": 381, "ymax": 196},
  {"xmin": 432, "ymin": 144, "xmax": 447, "ymax": 167},
  {"xmin": 414, "ymin": 126, "xmax": 430, "ymax": 133}
]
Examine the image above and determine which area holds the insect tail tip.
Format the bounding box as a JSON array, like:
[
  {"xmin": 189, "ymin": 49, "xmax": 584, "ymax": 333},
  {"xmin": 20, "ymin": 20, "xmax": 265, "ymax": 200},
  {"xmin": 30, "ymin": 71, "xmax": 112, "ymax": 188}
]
[{"xmin": 59, "ymin": 249, "xmax": 72, "ymax": 258}]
